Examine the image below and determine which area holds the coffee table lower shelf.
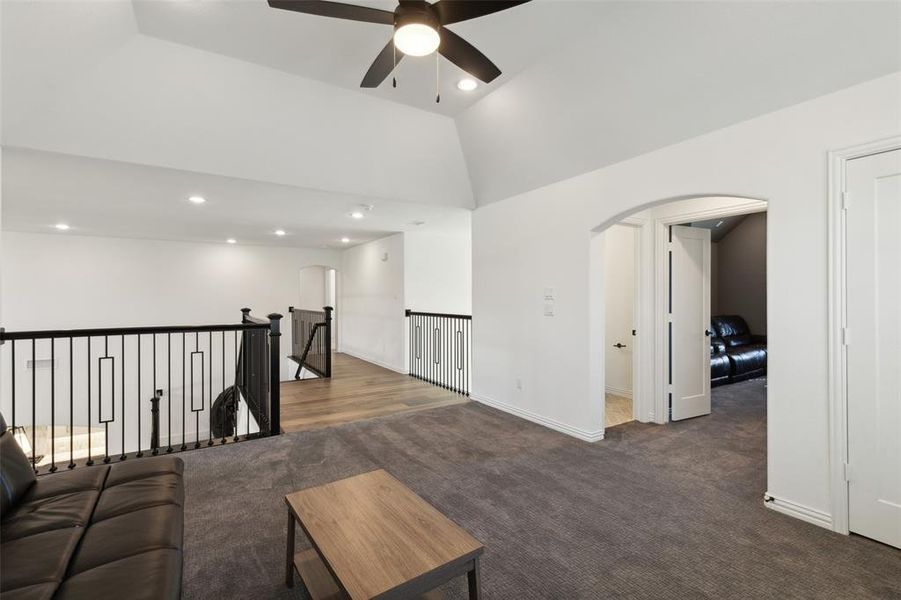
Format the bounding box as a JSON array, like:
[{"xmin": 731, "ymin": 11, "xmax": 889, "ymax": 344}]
[{"xmin": 294, "ymin": 550, "xmax": 443, "ymax": 600}]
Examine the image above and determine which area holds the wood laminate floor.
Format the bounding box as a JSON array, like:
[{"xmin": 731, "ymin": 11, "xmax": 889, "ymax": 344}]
[
  {"xmin": 605, "ymin": 393, "xmax": 634, "ymax": 427},
  {"xmin": 280, "ymin": 353, "xmax": 468, "ymax": 433}
]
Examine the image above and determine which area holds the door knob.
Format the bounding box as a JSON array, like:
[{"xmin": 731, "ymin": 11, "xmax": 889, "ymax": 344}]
[
  {"xmin": 704, "ymin": 329, "xmax": 713, "ymax": 336},
  {"xmin": 613, "ymin": 343, "xmax": 627, "ymax": 348}
]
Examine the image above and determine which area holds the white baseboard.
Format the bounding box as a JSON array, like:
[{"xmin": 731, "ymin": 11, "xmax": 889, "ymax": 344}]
[
  {"xmin": 339, "ymin": 348, "xmax": 407, "ymax": 375},
  {"xmin": 763, "ymin": 492, "xmax": 833, "ymax": 530},
  {"xmin": 605, "ymin": 385, "xmax": 632, "ymax": 399},
  {"xmin": 470, "ymin": 393, "xmax": 604, "ymax": 443}
]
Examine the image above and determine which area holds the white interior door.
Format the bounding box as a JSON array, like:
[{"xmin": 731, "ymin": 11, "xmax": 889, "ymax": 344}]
[
  {"xmin": 670, "ymin": 225, "xmax": 711, "ymax": 421},
  {"xmin": 604, "ymin": 225, "xmax": 636, "ymax": 399},
  {"xmin": 846, "ymin": 148, "xmax": 901, "ymax": 549}
]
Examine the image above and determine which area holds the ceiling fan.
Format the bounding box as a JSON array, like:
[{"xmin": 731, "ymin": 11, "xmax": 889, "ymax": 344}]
[{"xmin": 267, "ymin": 0, "xmax": 531, "ymax": 89}]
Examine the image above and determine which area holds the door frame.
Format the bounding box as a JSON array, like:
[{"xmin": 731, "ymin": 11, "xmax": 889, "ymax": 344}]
[
  {"xmin": 826, "ymin": 135, "xmax": 901, "ymax": 535},
  {"xmin": 653, "ymin": 200, "xmax": 768, "ymax": 423}
]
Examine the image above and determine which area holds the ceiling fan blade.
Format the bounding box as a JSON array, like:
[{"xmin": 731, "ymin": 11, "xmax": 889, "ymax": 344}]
[
  {"xmin": 438, "ymin": 27, "xmax": 501, "ymax": 83},
  {"xmin": 432, "ymin": 1, "xmax": 531, "ymax": 25},
  {"xmin": 267, "ymin": 0, "xmax": 394, "ymax": 25},
  {"xmin": 361, "ymin": 39, "xmax": 404, "ymax": 88}
]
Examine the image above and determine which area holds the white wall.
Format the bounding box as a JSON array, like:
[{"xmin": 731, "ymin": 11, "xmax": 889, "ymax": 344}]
[
  {"xmin": 403, "ymin": 223, "xmax": 472, "ymax": 315},
  {"xmin": 0, "ymin": 231, "xmax": 340, "ymax": 382},
  {"xmin": 603, "ymin": 225, "xmax": 635, "ymax": 397},
  {"xmin": 716, "ymin": 212, "xmax": 768, "ymax": 334},
  {"xmin": 471, "ymin": 73, "xmax": 901, "ymax": 526},
  {"xmin": 339, "ymin": 234, "xmax": 406, "ymax": 372},
  {"xmin": 298, "ymin": 265, "xmax": 327, "ymax": 312}
]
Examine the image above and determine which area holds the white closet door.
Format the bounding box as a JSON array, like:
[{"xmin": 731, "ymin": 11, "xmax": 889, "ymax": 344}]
[
  {"xmin": 846, "ymin": 148, "xmax": 901, "ymax": 549},
  {"xmin": 670, "ymin": 225, "xmax": 711, "ymax": 421}
]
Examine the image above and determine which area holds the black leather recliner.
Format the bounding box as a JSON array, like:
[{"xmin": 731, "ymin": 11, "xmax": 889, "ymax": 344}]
[
  {"xmin": 710, "ymin": 315, "xmax": 767, "ymax": 385},
  {"xmin": 0, "ymin": 414, "xmax": 184, "ymax": 600}
]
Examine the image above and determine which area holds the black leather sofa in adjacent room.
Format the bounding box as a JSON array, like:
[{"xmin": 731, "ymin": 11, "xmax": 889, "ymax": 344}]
[
  {"xmin": 710, "ymin": 315, "xmax": 767, "ymax": 386},
  {"xmin": 0, "ymin": 414, "xmax": 184, "ymax": 600}
]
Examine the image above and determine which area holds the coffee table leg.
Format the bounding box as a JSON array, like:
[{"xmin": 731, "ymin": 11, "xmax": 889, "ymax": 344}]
[
  {"xmin": 286, "ymin": 510, "xmax": 295, "ymax": 588},
  {"xmin": 467, "ymin": 557, "xmax": 481, "ymax": 599}
]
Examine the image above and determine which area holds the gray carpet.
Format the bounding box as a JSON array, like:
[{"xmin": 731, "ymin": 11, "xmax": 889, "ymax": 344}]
[{"xmin": 180, "ymin": 378, "xmax": 901, "ymax": 599}]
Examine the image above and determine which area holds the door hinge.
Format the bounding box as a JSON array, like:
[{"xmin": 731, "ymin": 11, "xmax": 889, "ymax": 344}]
[
  {"xmin": 841, "ymin": 191, "xmax": 850, "ymax": 210},
  {"xmin": 843, "ymin": 462, "xmax": 852, "ymax": 482},
  {"xmin": 842, "ymin": 327, "xmax": 851, "ymax": 346}
]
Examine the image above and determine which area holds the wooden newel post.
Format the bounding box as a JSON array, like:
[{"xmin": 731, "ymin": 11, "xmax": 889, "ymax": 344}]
[
  {"xmin": 268, "ymin": 313, "xmax": 283, "ymax": 436},
  {"xmin": 324, "ymin": 306, "xmax": 333, "ymax": 378}
]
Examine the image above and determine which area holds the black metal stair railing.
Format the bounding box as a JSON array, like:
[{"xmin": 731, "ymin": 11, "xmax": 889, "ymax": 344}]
[
  {"xmin": 288, "ymin": 306, "xmax": 332, "ymax": 379},
  {"xmin": 0, "ymin": 308, "xmax": 282, "ymax": 475},
  {"xmin": 405, "ymin": 309, "xmax": 471, "ymax": 395}
]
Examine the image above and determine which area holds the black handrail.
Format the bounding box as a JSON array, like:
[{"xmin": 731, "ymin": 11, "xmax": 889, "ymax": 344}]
[
  {"xmin": 0, "ymin": 308, "xmax": 282, "ymax": 475},
  {"xmin": 0, "ymin": 322, "xmax": 269, "ymax": 341},
  {"xmin": 405, "ymin": 310, "xmax": 472, "ymax": 320},
  {"xmin": 405, "ymin": 309, "xmax": 471, "ymax": 396}
]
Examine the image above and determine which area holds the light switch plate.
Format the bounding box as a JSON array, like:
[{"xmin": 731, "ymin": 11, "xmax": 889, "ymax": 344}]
[{"xmin": 544, "ymin": 303, "xmax": 555, "ymax": 317}]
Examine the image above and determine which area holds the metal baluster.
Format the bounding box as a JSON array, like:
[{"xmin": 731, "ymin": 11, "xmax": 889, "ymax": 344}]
[
  {"xmin": 87, "ymin": 337, "xmax": 93, "ymax": 466},
  {"xmin": 208, "ymin": 330, "xmax": 213, "ymax": 446},
  {"xmin": 11, "ymin": 341, "xmax": 15, "ymax": 430},
  {"xmin": 167, "ymin": 333, "xmax": 173, "ymax": 453},
  {"xmin": 48, "ymin": 339, "xmax": 56, "ymax": 472},
  {"xmin": 234, "ymin": 331, "xmax": 239, "ymax": 442},
  {"xmin": 245, "ymin": 331, "xmax": 250, "ymax": 439},
  {"xmin": 69, "ymin": 338, "xmax": 75, "ymax": 468},
  {"xmin": 152, "ymin": 334, "xmax": 159, "ymax": 456},
  {"xmin": 221, "ymin": 330, "xmax": 226, "ymax": 444},
  {"xmin": 31, "ymin": 339, "xmax": 36, "ymax": 472},
  {"xmin": 194, "ymin": 332, "xmax": 200, "ymax": 449},
  {"xmin": 137, "ymin": 335, "xmax": 143, "ymax": 458},
  {"xmin": 152, "ymin": 334, "xmax": 157, "ymax": 456},
  {"xmin": 120, "ymin": 335, "xmax": 126, "ymax": 460},
  {"xmin": 103, "ymin": 336, "xmax": 110, "ymax": 464},
  {"xmin": 181, "ymin": 333, "xmax": 187, "ymax": 451}
]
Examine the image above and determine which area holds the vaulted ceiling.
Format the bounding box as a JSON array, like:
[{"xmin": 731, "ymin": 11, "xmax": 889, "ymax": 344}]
[{"xmin": 2, "ymin": 1, "xmax": 899, "ymax": 247}]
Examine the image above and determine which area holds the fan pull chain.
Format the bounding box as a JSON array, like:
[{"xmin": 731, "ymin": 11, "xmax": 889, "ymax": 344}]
[
  {"xmin": 435, "ymin": 52, "xmax": 440, "ymax": 103},
  {"xmin": 392, "ymin": 43, "xmax": 397, "ymax": 88}
]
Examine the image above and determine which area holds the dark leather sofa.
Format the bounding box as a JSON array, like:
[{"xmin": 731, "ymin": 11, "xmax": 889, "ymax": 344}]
[
  {"xmin": 1, "ymin": 414, "xmax": 184, "ymax": 600},
  {"xmin": 710, "ymin": 315, "xmax": 767, "ymax": 386}
]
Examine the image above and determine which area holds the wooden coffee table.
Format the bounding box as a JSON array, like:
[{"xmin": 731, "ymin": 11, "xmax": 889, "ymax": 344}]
[{"xmin": 285, "ymin": 469, "xmax": 484, "ymax": 599}]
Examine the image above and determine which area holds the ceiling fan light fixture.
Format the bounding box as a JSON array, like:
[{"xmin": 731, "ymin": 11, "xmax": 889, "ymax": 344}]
[{"xmin": 393, "ymin": 23, "xmax": 439, "ymax": 57}]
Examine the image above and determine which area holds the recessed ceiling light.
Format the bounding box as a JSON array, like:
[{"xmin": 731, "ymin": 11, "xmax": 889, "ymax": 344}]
[
  {"xmin": 457, "ymin": 78, "xmax": 478, "ymax": 92},
  {"xmin": 188, "ymin": 195, "xmax": 206, "ymax": 204},
  {"xmin": 54, "ymin": 223, "xmax": 70, "ymax": 231},
  {"xmin": 350, "ymin": 211, "xmax": 364, "ymax": 219},
  {"xmin": 226, "ymin": 238, "xmax": 237, "ymax": 244},
  {"xmin": 341, "ymin": 237, "xmax": 350, "ymax": 244},
  {"xmin": 274, "ymin": 229, "xmax": 286, "ymax": 236}
]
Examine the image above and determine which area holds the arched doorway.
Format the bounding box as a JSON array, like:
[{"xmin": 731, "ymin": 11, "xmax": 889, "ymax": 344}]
[{"xmin": 589, "ymin": 195, "xmax": 768, "ymax": 433}]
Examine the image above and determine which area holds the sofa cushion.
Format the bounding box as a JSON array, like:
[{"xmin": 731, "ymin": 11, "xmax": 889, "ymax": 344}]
[
  {"xmin": 725, "ymin": 333, "xmax": 753, "ymax": 347},
  {"xmin": 0, "ymin": 582, "xmax": 58, "ymax": 600},
  {"xmin": 0, "ymin": 526, "xmax": 84, "ymax": 594},
  {"xmin": 727, "ymin": 346, "xmax": 767, "ymax": 374},
  {"xmin": 1, "ymin": 490, "xmax": 100, "ymax": 542},
  {"xmin": 711, "ymin": 354, "xmax": 731, "ymax": 380},
  {"xmin": 21, "ymin": 467, "xmax": 108, "ymax": 503},
  {"xmin": 713, "ymin": 315, "xmax": 750, "ymax": 339},
  {"xmin": 1, "ymin": 428, "xmax": 37, "ymax": 516},
  {"xmin": 56, "ymin": 548, "xmax": 182, "ymax": 600},
  {"xmin": 69, "ymin": 504, "xmax": 183, "ymax": 575},
  {"xmin": 93, "ymin": 473, "xmax": 183, "ymax": 522}
]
